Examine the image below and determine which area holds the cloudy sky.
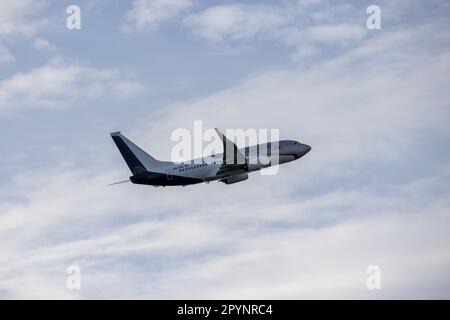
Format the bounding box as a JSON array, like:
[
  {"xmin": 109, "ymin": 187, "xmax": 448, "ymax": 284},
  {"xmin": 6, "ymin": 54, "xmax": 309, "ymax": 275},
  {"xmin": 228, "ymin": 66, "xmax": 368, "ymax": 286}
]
[{"xmin": 0, "ymin": 0, "xmax": 449, "ymax": 299}]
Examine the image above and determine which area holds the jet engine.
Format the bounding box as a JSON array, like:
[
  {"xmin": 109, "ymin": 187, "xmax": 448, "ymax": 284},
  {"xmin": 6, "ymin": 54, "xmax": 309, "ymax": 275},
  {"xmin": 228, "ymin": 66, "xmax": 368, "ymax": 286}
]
[{"xmin": 220, "ymin": 173, "xmax": 249, "ymax": 184}]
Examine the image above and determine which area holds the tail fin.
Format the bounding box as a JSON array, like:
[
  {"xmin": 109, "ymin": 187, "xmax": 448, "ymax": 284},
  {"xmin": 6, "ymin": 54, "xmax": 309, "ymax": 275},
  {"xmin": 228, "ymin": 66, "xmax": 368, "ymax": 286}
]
[{"xmin": 110, "ymin": 131, "xmax": 161, "ymax": 175}]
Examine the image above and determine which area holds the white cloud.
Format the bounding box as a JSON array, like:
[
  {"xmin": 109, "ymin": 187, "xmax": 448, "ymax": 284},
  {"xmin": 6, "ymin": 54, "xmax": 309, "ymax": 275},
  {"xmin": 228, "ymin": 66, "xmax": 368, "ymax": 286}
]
[
  {"xmin": 184, "ymin": 4, "xmax": 286, "ymax": 42},
  {"xmin": 123, "ymin": 0, "xmax": 193, "ymax": 31},
  {"xmin": 0, "ymin": 0, "xmax": 47, "ymax": 38},
  {"xmin": 0, "ymin": 159, "xmax": 448, "ymax": 298},
  {"xmin": 0, "ymin": 58, "xmax": 143, "ymax": 113},
  {"xmin": 181, "ymin": 2, "xmax": 369, "ymax": 57},
  {"xmin": 34, "ymin": 38, "xmax": 56, "ymax": 52},
  {"xmin": 121, "ymin": 2, "xmax": 368, "ymax": 57},
  {"xmin": 0, "ymin": 0, "xmax": 48, "ymax": 64}
]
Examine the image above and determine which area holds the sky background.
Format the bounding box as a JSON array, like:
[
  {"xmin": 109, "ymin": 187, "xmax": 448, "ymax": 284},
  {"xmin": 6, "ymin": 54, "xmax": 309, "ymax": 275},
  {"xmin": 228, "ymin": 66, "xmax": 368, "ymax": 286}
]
[{"xmin": 0, "ymin": 0, "xmax": 450, "ymax": 299}]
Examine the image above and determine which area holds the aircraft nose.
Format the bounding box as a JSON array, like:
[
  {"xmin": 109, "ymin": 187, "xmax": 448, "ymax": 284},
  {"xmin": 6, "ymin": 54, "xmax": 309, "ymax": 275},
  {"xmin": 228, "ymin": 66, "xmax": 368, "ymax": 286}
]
[
  {"xmin": 298, "ymin": 144, "xmax": 311, "ymax": 157},
  {"xmin": 294, "ymin": 143, "xmax": 311, "ymax": 158},
  {"xmin": 304, "ymin": 144, "xmax": 311, "ymax": 154}
]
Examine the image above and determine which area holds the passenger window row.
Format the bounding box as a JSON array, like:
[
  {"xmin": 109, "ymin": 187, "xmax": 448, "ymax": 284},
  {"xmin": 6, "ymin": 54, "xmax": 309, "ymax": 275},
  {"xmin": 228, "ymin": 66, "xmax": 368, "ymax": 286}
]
[{"xmin": 180, "ymin": 163, "xmax": 212, "ymax": 172}]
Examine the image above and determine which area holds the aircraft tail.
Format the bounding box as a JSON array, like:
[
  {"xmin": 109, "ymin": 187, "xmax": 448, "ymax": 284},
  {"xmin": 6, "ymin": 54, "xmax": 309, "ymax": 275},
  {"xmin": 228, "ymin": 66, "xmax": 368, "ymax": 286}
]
[{"xmin": 110, "ymin": 131, "xmax": 162, "ymax": 175}]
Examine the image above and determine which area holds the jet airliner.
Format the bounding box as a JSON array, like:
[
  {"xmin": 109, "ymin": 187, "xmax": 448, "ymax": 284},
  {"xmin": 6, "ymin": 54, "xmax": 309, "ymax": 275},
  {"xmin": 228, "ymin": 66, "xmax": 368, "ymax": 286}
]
[{"xmin": 110, "ymin": 129, "xmax": 311, "ymax": 187}]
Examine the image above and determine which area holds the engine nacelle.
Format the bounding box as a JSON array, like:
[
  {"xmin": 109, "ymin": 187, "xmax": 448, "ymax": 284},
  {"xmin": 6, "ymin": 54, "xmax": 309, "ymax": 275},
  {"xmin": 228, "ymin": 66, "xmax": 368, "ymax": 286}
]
[
  {"xmin": 221, "ymin": 173, "xmax": 249, "ymax": 184},
  {"xmin": 247, "ymin": 156, "xmax": 271, "ymax": 172}
]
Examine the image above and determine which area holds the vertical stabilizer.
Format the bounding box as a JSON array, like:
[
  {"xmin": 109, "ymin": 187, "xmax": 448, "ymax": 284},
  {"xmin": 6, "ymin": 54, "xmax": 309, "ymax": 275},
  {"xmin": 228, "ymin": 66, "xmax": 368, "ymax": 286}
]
[{"xmin": 110, "ymin": 132, "xmax": 162, "ymax": 174}]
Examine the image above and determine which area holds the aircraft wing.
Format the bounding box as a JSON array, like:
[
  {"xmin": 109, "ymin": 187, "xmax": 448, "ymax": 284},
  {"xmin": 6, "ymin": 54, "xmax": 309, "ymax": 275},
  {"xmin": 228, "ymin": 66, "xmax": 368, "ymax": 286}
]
[{"xmin": 215, "ymin": 128, "xmax": 248, "ymax": 176}]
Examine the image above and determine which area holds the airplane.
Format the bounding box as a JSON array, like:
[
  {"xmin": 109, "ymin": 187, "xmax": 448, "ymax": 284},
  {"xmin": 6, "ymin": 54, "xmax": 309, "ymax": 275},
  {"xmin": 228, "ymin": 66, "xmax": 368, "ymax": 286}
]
[{"xmin": 110, "ymin": 129, "xmax": 311, "ymax": 187}]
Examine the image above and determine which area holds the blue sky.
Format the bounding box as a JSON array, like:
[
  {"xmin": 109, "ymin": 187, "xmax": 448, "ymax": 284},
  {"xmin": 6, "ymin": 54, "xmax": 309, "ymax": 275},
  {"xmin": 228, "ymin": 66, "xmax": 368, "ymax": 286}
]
[{"xmin": 0, "ymin": 0, "xmax": 449, "ymax": 298}]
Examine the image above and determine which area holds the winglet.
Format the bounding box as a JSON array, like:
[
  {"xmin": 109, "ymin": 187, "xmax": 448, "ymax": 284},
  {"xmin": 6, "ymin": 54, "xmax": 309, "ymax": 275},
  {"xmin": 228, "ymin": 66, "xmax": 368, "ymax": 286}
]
[
  {"xmin": 214, "ymin": 128, "xmax": 223, "ymax": 139},
  {"xmin": 214, "ymin": 128, "xmax": 246, "ymax": 165}
]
